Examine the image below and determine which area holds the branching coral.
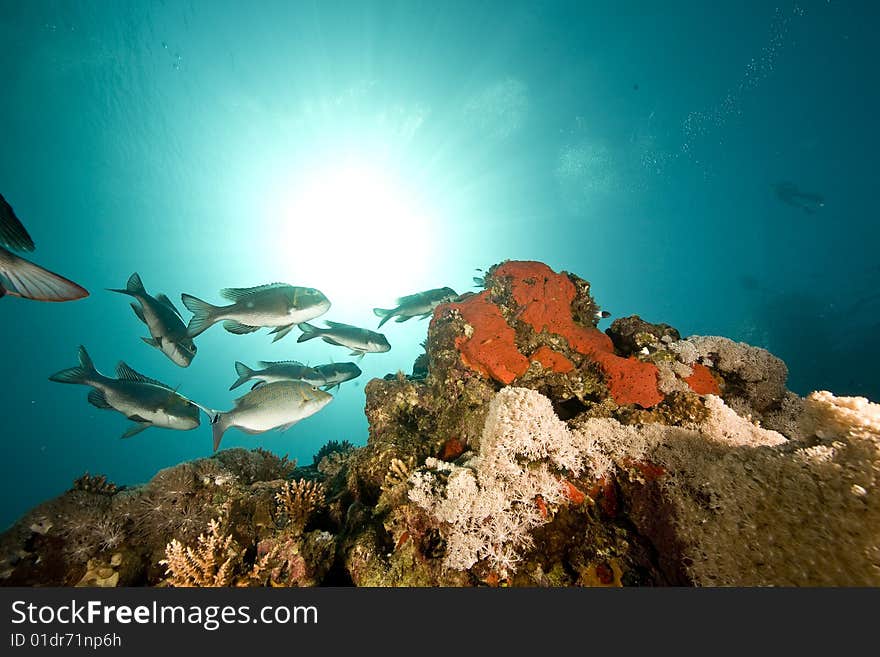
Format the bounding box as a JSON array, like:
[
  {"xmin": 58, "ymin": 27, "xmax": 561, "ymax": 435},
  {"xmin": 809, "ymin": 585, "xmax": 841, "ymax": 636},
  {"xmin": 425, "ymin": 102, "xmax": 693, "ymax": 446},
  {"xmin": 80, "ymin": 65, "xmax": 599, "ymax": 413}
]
[
  {"xmin": 382, "ymin": 458, "xmax": 414, "ymax": 493},
  {"xmin": 274, "ymin": 480, "xmax": 325, "ymax": 535},
  {"xmin": 160, "ymin": 517, "xmax": 242, "ymax": 587}
]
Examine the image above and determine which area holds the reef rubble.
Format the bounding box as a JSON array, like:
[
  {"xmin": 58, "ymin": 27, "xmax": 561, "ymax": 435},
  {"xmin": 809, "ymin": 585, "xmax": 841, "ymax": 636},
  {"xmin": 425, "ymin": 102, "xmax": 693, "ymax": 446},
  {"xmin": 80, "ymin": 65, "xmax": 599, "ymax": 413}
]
[{"xmin": 2, "ymin": 260, "xmax": 878, "ymax": 587}]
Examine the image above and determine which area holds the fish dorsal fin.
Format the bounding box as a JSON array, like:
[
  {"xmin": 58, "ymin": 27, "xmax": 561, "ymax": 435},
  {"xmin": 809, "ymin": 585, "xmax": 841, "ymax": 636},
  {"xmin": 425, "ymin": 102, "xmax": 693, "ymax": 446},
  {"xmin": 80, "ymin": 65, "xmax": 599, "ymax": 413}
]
[
  {"xmin": 395, "ymin": 288, "xmax": 453, "ymax": 306},
  {"xmin": 324, "ymin": 320, "xmax": 355, "ymax": 330},
  {"xmin": 259, "ymin": 360, "xmax": 306, "ymax": 368},
  {"xmin": 115, "ymin": 361, "xmax": 172, "ymax": 389},
  {"xmin": 156, "ymin": 293, "xmax": 182, "ymax": 317},
  {"xmin": 220, "ymin": 283, "xmax": 290, "ymax": 301}
]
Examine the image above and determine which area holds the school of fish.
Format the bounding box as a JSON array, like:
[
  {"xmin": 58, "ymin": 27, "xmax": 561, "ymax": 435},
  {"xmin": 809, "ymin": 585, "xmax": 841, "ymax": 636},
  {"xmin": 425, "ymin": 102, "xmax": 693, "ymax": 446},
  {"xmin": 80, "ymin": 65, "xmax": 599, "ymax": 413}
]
[{"xmin": 2, "ymin": 192, "xmax": 480, "ymax": 452}]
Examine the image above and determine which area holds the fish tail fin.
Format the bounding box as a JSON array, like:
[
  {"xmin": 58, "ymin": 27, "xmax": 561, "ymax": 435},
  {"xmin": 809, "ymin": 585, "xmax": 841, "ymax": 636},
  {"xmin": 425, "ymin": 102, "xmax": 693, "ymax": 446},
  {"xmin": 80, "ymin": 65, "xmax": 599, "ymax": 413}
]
[
  {"xmin": 181, "ymin": 293, "xmax": 220, "ymax": 337},
  {"xmin": 49, "ymin": 345, "xmax": 100, "ymax": 385},
  {"xmin": 0, "ymin": 248, "xmax": 89, "ymax": 301},
  {"xmin": 107, "ymin": 271, "xmax": 146, "ymax": 297},
  {"xmin": 229, "ymin": 361, "xmax": 254, "ymax": 390},
  {"xmin": 126, "ymin": 272, "xmax": 146, "ymax": 294},
  {"xmin": 211, "ymin": 413, "xmax": 229, "ymax": 452},
  {"xmin": 373, "ymin": 308, "xmax": 394, "ymax": 328},
  {"xmin": 297, "ymin": 322, "xmax": 320, "ymax": 343}
]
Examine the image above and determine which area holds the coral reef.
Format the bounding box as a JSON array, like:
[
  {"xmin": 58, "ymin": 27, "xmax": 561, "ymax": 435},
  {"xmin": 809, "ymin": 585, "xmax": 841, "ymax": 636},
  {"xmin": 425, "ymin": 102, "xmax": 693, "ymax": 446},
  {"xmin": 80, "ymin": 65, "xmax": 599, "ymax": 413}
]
[
  {"xmin": 313, "ymin": 439, "xmax": 356, "ymax": 477},
  {"xmin": 72, "ymin": 472, "xmax": 119, "ymax": 496},
  {"xmin": 274, "ymin": 480, "xmax": 325, "ymax": 536},
  {"xmin": 2, "ymin": 260, "xmax": 878, "ymax": 587},
  {"xmin": 407, "ymin": 388, "xmax": 577, "ymax": 574},
  {"xmin": 161, "ymin": 515, "xmax": 241, "ymax": 587},
  {"xmin": 0, "ymin": 449, "xmax": 335, "ymax": 586}
]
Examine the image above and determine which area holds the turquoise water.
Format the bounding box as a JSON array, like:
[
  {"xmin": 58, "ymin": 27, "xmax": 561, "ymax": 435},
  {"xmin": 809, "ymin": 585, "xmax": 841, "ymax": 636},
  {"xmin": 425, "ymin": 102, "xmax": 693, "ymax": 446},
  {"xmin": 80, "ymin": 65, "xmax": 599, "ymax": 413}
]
[{"xmin": 1, "ymin": 0, "xmax": 877, "ymax": 529}]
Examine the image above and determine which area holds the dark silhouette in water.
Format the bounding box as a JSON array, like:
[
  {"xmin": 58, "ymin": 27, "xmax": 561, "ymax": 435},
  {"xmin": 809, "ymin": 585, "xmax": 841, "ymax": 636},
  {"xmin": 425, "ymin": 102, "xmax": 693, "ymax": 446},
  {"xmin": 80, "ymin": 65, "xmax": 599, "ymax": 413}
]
[
  {"xmin": 772, "ymin": 181, "xmax": 825, "ymax": 215},
  {"xmin": 0, "ymin": 193, "xmax": 89, "ymax": 301},
  {"xmin": 738, "ymin": 273, "xmax": 879, "ymax": 401}
]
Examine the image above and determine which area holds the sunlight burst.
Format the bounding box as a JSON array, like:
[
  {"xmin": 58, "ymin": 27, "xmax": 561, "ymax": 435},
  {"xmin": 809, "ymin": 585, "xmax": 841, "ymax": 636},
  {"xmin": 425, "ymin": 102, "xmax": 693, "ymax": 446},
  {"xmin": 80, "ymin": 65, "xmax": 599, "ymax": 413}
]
[{"xmin": 267, "ymin": 158, "xmax": 437, "ymax": 318}]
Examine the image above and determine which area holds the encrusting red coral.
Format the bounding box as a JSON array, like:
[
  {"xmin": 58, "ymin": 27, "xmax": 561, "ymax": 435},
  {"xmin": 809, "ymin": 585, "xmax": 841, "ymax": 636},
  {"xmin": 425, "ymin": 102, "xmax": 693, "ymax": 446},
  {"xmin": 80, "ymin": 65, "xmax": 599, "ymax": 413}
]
[
  {"xmin": 621, "ymin": 457, "xmax": 667, "ymax": 482},
  {"xmin": 494, "ymin": 261, "xmax": 664, "ymax": 407},
  {"xmin": 447, "ymin": 261, "xmax": 664, "ymax": 407},
  {"xmin": 560, "ymin": 479, "xmax": 587, "ymax": 505},
  {"xmin": 530, "ymin": 346, "xmax": 574, "ymax": 373},
  {"xmin": 449, "ymin": 292, "xmax": 529, "ymax": 385},
  {"xmin": 586, "ymin": 476, "xmax": 618, "ymax": 517},
  {"xmin": 684, "ymin": 363, "xmax": 720, "ymax": 395},
  {"xmin": 439, "ymin": 437, "xmax": 466, "ymax": 461}
]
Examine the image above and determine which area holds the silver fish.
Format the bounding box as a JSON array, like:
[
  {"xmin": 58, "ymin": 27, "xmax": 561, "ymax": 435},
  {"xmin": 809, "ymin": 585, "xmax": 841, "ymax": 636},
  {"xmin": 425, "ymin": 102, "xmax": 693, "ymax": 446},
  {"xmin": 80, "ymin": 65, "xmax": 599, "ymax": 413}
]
[
  {"xmin": 181, "ymin": 283, "xmax": 330, "ymax": 342},
  {"xmin": 373, "ymin": 287, "xmax": 458, "ymax": 328},
  {"xmin": 314, "ymin": 362, "xmax": 362, "ymax": 390},
  {"xmin": 209, "ymin": 380, "xmax": 333, "ymax": 451},
  {"xmin": 109, "ymin": 273, "xmax": 196, "ymax": 367},
  {"xmin": 49, "ymin": 346, "xmax": 201, "ymax": 439},
  {"xmin": 297, "ymin": 321, "xmax": 390, "ymax": 357},
  {"xmin": 0, "ymin": 193, "xmax": 88, "ymax": 302},
  {"xmin": 229, "ymin": 360, "xmax": 327, "ymax": 390}
]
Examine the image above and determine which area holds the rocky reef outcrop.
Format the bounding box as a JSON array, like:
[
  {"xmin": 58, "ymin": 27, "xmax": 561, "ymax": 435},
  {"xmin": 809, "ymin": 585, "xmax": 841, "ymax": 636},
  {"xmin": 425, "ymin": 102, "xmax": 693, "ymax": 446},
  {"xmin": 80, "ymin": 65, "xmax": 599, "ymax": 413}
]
[{"xmin": 2, "ymin": 260, "xmax": 878, "ymax": 586}]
